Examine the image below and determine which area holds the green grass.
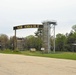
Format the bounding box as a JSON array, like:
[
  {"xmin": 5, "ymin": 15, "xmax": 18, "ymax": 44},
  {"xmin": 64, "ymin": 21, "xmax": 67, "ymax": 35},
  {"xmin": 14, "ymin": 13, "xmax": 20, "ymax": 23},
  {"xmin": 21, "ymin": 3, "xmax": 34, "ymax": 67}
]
[
  {"xmin": 0, "ymin": 49, "xmax": 21, "ymax": 54},
  {"xmin": 0, "ymin": 49, "xmax": 76, "ymax": 60},
  {"xmin": 21, "ymin": 51, "xmax": 76, "ymax": 60}
]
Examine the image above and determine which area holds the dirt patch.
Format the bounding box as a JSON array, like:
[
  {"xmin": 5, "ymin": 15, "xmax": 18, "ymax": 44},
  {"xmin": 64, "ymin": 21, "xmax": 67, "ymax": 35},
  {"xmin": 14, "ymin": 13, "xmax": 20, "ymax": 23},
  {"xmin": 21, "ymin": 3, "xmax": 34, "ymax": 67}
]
[{"xmin": 0, "ymin": 54, "xmax": 76, "ymax": 75}]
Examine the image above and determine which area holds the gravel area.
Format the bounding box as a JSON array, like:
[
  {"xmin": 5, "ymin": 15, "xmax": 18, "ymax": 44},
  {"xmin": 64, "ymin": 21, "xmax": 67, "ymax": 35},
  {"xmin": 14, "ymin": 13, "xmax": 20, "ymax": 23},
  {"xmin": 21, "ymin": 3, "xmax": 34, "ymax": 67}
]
[{"xmin": 0, "ymin": 54, "xmax": 76, "ymax": 75}]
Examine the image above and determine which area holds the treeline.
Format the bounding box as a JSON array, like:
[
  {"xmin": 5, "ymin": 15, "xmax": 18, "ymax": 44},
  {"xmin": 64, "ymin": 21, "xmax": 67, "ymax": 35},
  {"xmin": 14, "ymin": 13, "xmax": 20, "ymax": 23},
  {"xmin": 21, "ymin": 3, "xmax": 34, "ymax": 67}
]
[
  {"xmin": 55, "ymin": 25, "xmax": 76, "ymax": 52},
  {"xmin": 0, "ymin": 34, "xmax": 42, "ymax": 50},
  {"xmin": 0, "ymin": 25, "xmax": 76, "ymax": 52}
]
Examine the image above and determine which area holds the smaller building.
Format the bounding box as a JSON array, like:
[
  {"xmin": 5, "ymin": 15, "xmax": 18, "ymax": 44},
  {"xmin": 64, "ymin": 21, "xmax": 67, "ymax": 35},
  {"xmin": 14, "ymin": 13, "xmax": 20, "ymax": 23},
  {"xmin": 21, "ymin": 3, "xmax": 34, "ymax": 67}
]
[{"xmin": 17, "ymin": 38, "xmax": 25, "ymax": 50}]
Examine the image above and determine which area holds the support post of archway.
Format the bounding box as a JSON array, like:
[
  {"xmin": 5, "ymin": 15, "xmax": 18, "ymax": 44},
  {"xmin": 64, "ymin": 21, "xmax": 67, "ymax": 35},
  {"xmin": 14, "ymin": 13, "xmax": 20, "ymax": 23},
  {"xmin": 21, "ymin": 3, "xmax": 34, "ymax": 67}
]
[{"xmin": 14, "ymin": 29, "xmax": 17, "ymax": 50}]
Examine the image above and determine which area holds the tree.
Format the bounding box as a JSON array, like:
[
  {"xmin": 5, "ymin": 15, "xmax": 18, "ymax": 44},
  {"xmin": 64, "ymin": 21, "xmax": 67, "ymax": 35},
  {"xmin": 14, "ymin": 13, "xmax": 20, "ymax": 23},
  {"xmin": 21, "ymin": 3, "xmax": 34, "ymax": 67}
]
[
  {"xmin": 72, "ymin": 25, "xmax": 76, "ymax": 32},
  {"xmin": 9, "ymin": 36, "xmax": 14, "ymax": 49},
  {"xmin": 24, "ymin": 35, "xmax": 42, "ymax": 50},
  {"xmin": 0, "ymin": 34, "xmax": 9, "ymax": 49},
  {"xmin": 66, "ymin": 31, "xmax": 76, "ymax": 52},
  {"xmin": 55, "ymin": 33, "xmax": 66, "ymax": 51},
  {"xmin": 35, "ymin": 28, "xmax": 43, "ymax": 38}
]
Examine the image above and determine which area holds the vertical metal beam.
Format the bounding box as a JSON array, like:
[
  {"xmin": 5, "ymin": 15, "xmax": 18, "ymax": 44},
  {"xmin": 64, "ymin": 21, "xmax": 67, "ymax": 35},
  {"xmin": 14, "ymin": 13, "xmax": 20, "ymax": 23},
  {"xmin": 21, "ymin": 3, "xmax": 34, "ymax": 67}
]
[
  {"xmin": 48, "ymin": 23, "xmax": 51, "ymax": 53},
  {"xmin": 53, "ymin": 25, "xmax": 55, "ymax": 53},
  {"xmin": 14, "ymin": 29, "xmax": 17, "ymax": 50}
]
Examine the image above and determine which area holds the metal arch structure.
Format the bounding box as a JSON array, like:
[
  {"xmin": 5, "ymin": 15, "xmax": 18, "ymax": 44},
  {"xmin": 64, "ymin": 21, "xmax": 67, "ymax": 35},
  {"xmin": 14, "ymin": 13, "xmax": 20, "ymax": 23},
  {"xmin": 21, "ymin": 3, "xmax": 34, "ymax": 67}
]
[
  {"xmin": 13, "ymin": 24, "xmax": 43, "ymax": 30},
  {"xmin": 13, "ymin": 21, "xmax": 57, "ymax": 53},
  {"xmin": 13, "ymin": 24, "xmax": 43, "ymax": 51}
]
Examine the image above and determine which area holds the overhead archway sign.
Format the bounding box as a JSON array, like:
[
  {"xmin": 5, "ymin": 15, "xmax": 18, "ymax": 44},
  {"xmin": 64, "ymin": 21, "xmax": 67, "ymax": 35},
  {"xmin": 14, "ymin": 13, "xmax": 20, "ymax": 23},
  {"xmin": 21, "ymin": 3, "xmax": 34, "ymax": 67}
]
[{"xmin": 13, "ymin": 24, "xmax": 43, "ymax": 30}]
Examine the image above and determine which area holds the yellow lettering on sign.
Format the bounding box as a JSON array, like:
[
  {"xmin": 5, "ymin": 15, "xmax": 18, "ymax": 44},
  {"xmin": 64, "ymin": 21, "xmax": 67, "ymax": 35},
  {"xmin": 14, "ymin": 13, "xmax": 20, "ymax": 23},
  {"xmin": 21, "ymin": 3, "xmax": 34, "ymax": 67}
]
[
  {"xmin": 20, "ymin": 26, "xmax": 22, "ymax": 29},
  {"xmin": 30, "ymin": 25, "xmax": 33, "ymax": 28},
  {"xmin": 17, "ymin": 26, "xmax": 20, "ymax": 29},
  {"xmin": 15, "ymin": 25, "xmax": 40, "ymax": 29},
  {"xmin": 26, "ymin": 25, "xmax": 28, "ymax": 28},
  {"xmin": 33, "ymin": 25, "xmax": 36, "ymax": 28},
  {"xmin": 24, "ymin": 26, "xmax": 27, "ymax": 28},
  {"xmin": 17, "ymin": 26, "xmax": 23, "ymax": 29}
]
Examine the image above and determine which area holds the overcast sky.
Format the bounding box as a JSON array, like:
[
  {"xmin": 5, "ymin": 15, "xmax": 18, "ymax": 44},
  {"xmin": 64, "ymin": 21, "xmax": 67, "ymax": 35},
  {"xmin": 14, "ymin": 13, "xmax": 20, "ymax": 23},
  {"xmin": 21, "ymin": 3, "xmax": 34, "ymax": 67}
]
[{"xmin": 0, "ymin": 0, "xmax": 76, "ymax": 37}]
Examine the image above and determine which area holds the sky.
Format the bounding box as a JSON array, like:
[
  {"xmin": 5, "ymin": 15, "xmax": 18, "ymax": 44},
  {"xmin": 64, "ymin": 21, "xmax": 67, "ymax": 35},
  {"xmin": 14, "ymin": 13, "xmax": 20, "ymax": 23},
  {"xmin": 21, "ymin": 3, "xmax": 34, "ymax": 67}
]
[{"xmin": 0, "ymin": 0, "xmax": 76, "ymax": 37}]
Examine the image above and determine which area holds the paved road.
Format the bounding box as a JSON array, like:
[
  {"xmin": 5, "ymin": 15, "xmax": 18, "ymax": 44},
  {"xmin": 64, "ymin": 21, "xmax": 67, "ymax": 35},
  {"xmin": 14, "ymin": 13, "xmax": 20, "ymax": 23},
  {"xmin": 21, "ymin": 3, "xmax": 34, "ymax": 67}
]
[{"xmin": 0, "ymin": 54, "xmax": 76, "ymax": 75}]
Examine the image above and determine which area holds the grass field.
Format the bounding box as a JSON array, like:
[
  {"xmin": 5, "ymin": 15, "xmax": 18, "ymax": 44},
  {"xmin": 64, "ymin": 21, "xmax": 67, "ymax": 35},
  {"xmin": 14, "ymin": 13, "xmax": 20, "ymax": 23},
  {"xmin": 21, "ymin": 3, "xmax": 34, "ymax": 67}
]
[
  {"xmin": 21, "ymin": 51, "xmax": 76, "ymax": 60},
  {"xmin": 0, "ymin": 49, "xmax": 76, "ymax": 60}
]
